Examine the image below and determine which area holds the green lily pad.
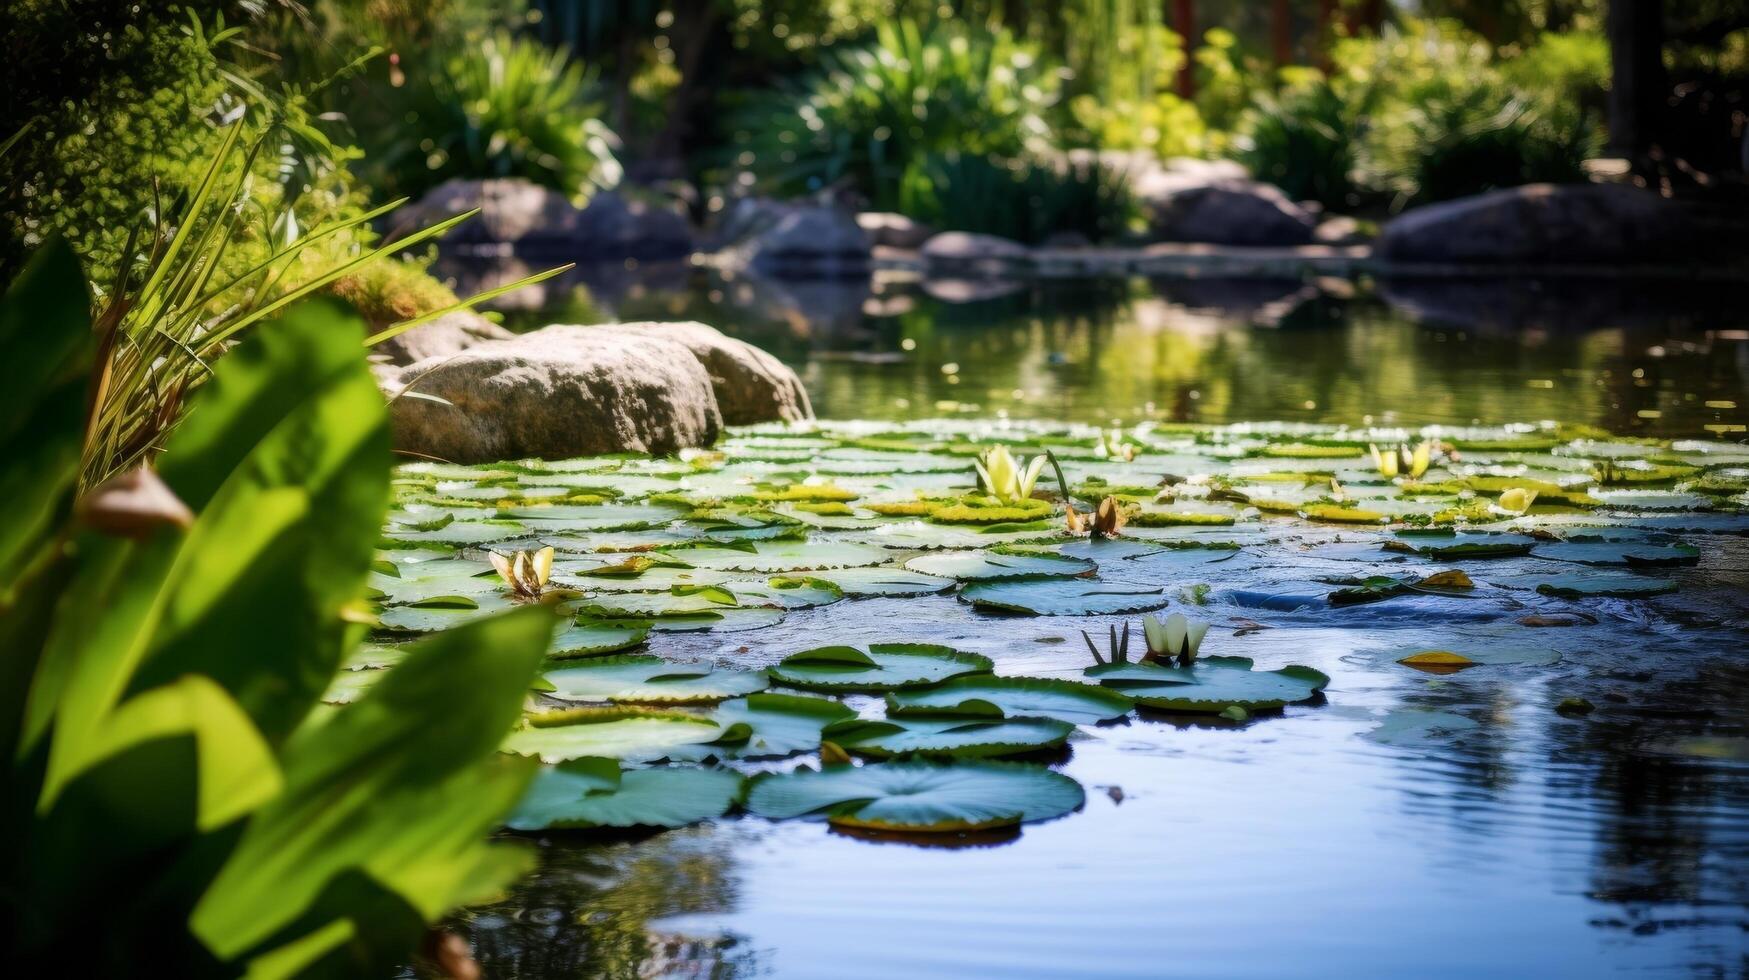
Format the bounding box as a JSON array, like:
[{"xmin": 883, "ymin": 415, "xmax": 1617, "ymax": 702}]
[
  {"xmin": 887, "ymin": 676, "xmax": 1134, "ymax": 724},
  {"xmin": 667, "ymin": 539, "xmax": 890, "ymax": 572},
  {"xmin": 768, "ymin": 643, "xmax": 994, "ymax": 692},
  {"xmin": 745, "ymin": 760, "xmax": 1085, "ymax": 832},
  {"xmin": 808, "ymin": 567, "xmax": 957, "ymax": 596},
  {"xmin": 503, "ymin": 706, "xmax": 727, "ymax": 762},
  {"xmin": 542, "ymin": 654, "xmax": 769, "ymax": 704},
  {"xmin": 1531, "ymin": 539, "xmax": 1701, "ymax": 567},
  {"xmin": 1087, "ymin": 656, "xmax": 1330, "ymax": 714},
  {"xmin": 671, "ymin": 693, "xmax": 858, "ymax": 761},
  {"xmin": 904, "ymin": 549, "xmax": 1095, "ymax": 581},
  {"xmin": 549, "ymin": 617, "xmax": 651, "ymax": 658},
  {"xmin": 959, "ymin": 579, "xmax": 1168, "ymax": 616},
  {"xmin": 374, "ymin": 592, "xmax": 529, "ymax": 632},
  {"xmin": 1388, "ymin": 531, "xmax": 1538, "ymax": 559},
  {"xmin": 821, "ymin": 715, "xmax": 1075, "ymax": 758},
  {"xmin": 1533, "ymin": 573, "xmax": 1679, "ymax": 599},
  {"xmin": 505, "ymin": 759, "xmax": 744, "ymax": 831}
]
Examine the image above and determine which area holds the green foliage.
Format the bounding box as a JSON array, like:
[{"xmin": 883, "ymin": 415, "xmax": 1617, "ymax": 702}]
[
  {"xmin": 352, "ymin": 30, "xmax": 621, "ymax": 203},
  {"xmin": 729, "ymin": 18, "xmax": 1058, "ymax": 208},
  {"xmin": 328, "ymin": 252, "xmax": 460, "ymax": 329},
  {"xmin": 896, "ymin": 153, "xmax": 1136, "ymax": 244},
  {"xmin": 1238, "ymin": 80, "xmax": 1359, "ymax": 210},
  {"xmin": 0, "ymin": 247, "xmax": 554, "ymax": 974}
]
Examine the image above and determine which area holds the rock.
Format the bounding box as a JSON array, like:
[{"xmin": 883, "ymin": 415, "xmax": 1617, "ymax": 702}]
[
  {"xmin": 857, "ymin": 212, "xmax": 935, "ymax": 250},
  {"xmin": 372, "ymin": 309, "xmax": 514, "ymax": 367},
  {"xmin": 389, "ymin": 327, "xmax": 723, "ymax": 462},
  {"xmin": 387, "ymin": 179, "xmax": 693, "ymax": 259},
  {"xmin": 920, "ymin": 232, "xmax": 1030, "ymax": 277},
  {"xmin": 1137, "ymin": 169, "xmax": 1319, "ymax": 246},
  {"xmin": 617, "ymin": 321, "xmax": 813, "ymax": 424},
  {"xmin": 1313, "ymin": 216, "xmax": 1367, "ymax": 246},
  {"xmin": 1376, "ymin": 184, "xmax": 1701, "ymax": 264},
  {"xmin": 713, "ymin": 198, "xmax": 871, "ymax": 278}
]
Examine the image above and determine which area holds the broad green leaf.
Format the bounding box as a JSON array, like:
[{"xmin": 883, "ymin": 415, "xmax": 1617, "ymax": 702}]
[
  {"xmin": 673, "ymin": 693, "xmax": 858, "ymax": 761},
  {"xmin": 503, "ymin": 706, "xmax": 726, "ymax": 762},
  {"xmin": 746, "ymin": 760, "xmax": 1084, "ymax": 832},
  {"xmin": 904, "ymin": 549, "xmax": 1095, "ymax": 580},
  {"xmin": 822, "ymin": 715, "xmax": 1074, "ymax": 758},
  {"xmin": 506, "ymin": 761, "xmax": 743, "ymax": 831},
  {"xmin": 887, "ymin": 676, "xmax": 1134, "ymax": 724},
  {"xmin": 768, "ymin": 643, "xmax": 993, "ymax": 692},
  {"xmin": 1088, "ymin": 656, "xmax": 1330, "ymax": 714},
  {"xmin": 541, "ymin": 654, "xmax": 769, "ymax": 704},
  {"xmin": 959, "ymin": 578, "xmax": 1168, "ymax": 616}
]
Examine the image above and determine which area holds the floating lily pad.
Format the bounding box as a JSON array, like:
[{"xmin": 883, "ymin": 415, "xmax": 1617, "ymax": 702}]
[
  {"xmin": 808, "ymin": 567, "xmax": 957, "ymax": 597},
  {"xmin": 887, "ymin": 676, "xmax": 1134, "ymax": 724},
  {"xmin": 745, "ymin": 760, "xmax": 1084, "ymax": 832},
  {"xmin": 822, "ymin": 715, "xmax": 1074, "ymax": 758},
  {"xmin": 904, "ymin": 549, "xmax": 1095, "ymax": 581},
  {"xmin": 768, "ymin": 643, "xmax": 993, "ymax": 692},
  {"xmin": 671, "ymin": 693, "xmax": 858, "ymax": 761},
  {"xmin": 549, "ymin": 617, "xmax": 651, "ymax": 658},
  {"xmin": 959, "ymin": 579, "xmax": 1168, "ymax": 616},
  {"xmin": 1087, "ymin": 656, "xmax": 1329, "ymax": 714},
  {"xmin": 668, "ymin": 539, "xmax": 890, "ymax": 572},
  {"xmin": 1388, "ymin": 531, "xmax": 1538, "ymax": 559},
  {"xmin": 505, "ymin": 758, "xmax": 744, "ymax": 831},
  {"xmin": 542, "ymin": 654, "xmax": 769, "ymax": 704},
  {"xmin": 374, "ymin": 592, "xmax": 528, "ymax": 632},
  {"xmin": 504, "ymin": 706, "xmax": 726, "ymax": 762},
  {"xmin": 1533, "ymin": 573, "xmax": 1679, "ymax": 599},
  {"xmin": 1532, "ymin": 539, "xmax": 1701, "ymax": 567}
]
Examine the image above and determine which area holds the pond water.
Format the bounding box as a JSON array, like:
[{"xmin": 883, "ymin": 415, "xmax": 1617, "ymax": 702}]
[{"xmin": 426, "ymin": 266, "xmax": 1749, "ymax": 979}]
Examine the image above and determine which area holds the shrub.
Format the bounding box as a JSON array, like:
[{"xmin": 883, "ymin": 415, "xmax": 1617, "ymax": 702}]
[
  {"xmin": 897, "ymin": 153, "xmax": 1136, "ymax": 245},
  {"xmin": 356, "ymin": 30, "xmax": 621, "ymax": 203},
  {"xmin": 0, "ymin": 242, "xmax": 555, "ymax": 975},
  {"xmin": 729, "ymin": 19, "xmax": 1058, "ymax": 209},
  {"xmin": 1237, "ymin": 80, "xmax": 1358, "ymax": 210}
]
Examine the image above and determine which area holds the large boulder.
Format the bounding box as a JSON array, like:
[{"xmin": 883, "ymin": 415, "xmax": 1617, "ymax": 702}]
[
  {"xmin": 389, "ymin": 327, "xmax": 723, "ymax": 462},
  {"xmin": 372, "ymin": 309, "xmax": 513, "ymax": 367},
  {"xmin": 857, "ymin": 211, "xmax": 935, "ymax": 250},
  {"xmin": 388, "ymin": 179, "xmax": 693, "ymax": 259},
  {"xmin": 1138, "ymin": 170, "xmax": 1319, "ymax": 246},
  {"xmin": 712, "ymin": 198, "xmax": 870, "ymax": 278},
  {"xmin": 920, "ymin": 232, "xmax": 1030, "ymax": 277},
  {"xmin": 1376, "ymin": 184, "xmax": 1700, "ymax": 264},
  {"xmin": 616, "ymin": 321, "xmax": 813, "ymax": 424}
]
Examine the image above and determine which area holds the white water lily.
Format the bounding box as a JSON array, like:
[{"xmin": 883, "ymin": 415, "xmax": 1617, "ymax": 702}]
[
  {"xmin": 490, "ymin": 546, "xmax": 554, "ymax": 599},
  {"xmin": 1142, "ymin": 612, "xmax": 1210, "ymax": 666},
  {"xmin": 1095, "ymin": 429, "xmax": 1136, "ymax": 462},
  {"xmin": 1368, "ymin": 440, "xmax": 1434, "ymax": 481},
  {"xmin": 1496, "ymin": 487, "xmax": 1539, "ymax": 515},
  {"xmin": 975, "ymin": 445, "xmax": 1047, "ymax": 504}
]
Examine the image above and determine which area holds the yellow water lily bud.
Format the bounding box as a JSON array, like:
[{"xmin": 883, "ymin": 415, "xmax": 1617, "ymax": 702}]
[
  {"xmin": 1369, "ymin": 443, "xmax": 1399, "ymax": 480},
  {"xmin": 1406, "ymin": 440, "xmax": 1433, "ymax": 479},
  {"xmin": 1498, "ymin": 487, "xmax": 1539, "ymax": 514}
]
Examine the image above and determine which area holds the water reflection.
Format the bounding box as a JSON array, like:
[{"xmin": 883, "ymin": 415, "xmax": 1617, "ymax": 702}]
[{"xmin": 448, "ymin": 260, "xmax": 1749, "ymax": 439}]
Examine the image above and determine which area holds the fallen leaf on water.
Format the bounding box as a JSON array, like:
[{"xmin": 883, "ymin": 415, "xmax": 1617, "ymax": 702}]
[
  {"xmin": 1398, "ymin": 650, "xmax": 1477, "ymax": 674},
  {"xmin": 1418, "ymin": 569, "xmax": 1474, "ymax": 590}
]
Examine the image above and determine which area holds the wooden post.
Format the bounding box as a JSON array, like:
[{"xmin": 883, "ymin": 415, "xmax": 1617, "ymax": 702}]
[
  {"xmin": 1607, "ymin": 0, "xmax": 1666, "ymax": 164},
  {"xmin": 1173, "ymin": 0, "xmax": 1197, "ymax": 100}
]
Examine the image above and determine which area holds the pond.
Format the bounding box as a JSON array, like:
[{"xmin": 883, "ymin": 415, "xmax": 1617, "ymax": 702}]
[{"xmin": 409, "ymin": 267, "xmax": 1749, "ymax": 978}]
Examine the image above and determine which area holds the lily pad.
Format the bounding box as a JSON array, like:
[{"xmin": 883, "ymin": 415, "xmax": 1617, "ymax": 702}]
[
  {"xmin": 505, "ymin": 758, "xmax": 744, "ymax": 831},
  {"xmin": 1533, "ymin": 573, "xmax": 1679, "ymax": 599},
  {"xmin": 886, "ymin": 676, "xmax": 1134, "ymax": 724},
  {"xmin": 668, "ymin": 539, "xmax": 890, "ymax": 572},
  {"xmin": 672, "ymin": 693, "xmax": 858, "ymax": 761},
  {"xmin": 821, "ymin": 715, "xmax": 1075, "ymax": 758},
  {"xmin": 959, "ymin": 579, "xmax": 1168, "ymax": 616},
  {"xmin": 503, "ymin": 706, "xmax": 727, "ymax": 762},
  {"xmin": 745, "ymin": 760, "xmax": 1085, "ymax": 832},
  {"xmin": 1087, "ymin": 656, "xmax": 1330, "ymax": 714},
  {"xmin": 904, "ymin": 549, "xmax": 1095, "ymax": 581},
  {"xmin": 809, "ymin": 567, "xmax": 957, "ymax": 597},
  {"xmin": 1532, "ymin": 539, "xmax": 1701, "ymax": 567},
  {"xmin": 768, "ymin": 643, "xmax": 994, "ymax": 692},
  {"xmin": 541, "ymin": 654, "xmax": 769, "ymax": 704},
  {"xmin": 549, "ymin": 617, "xmax": 651, "ymax": 658}
]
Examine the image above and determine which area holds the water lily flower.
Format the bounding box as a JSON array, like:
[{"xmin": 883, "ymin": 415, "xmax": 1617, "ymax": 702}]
[
  {"xmin": 490, "ymin": 546, "xmax": 554, "ymax": 599},
  {"xmin": 1368, "ymin": 441, "xmax": 1434, "ymax": 480},
  {"xmin": 1496, "ymin": 487, "xmax": 1539, "ymax": 515},
  {"xmin": 1095, "ymin": 429, "xmax": 1136, "ymax": 462},
  {"xmin": 975, "ymin": 445, "xmax": 1047, "ymax": 504},
  {"xmin": 1142, "ymin": 612, "xmax": 1211, "ymax": 667}
]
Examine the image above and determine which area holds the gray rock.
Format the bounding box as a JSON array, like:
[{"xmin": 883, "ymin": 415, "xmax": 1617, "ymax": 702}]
[
  {"xmin": 920, "ymin": 232, "xmax": 1030, "ymax": 277},
  {"xmin": 1376, "ymin": 184, "xmax": 1700, "ymax": 264},
  {"xmin": 715, "ymin": 198, "xmax": 871, "ymax": 278},
  {"xmin": 857, "ymin": 212, "xmax": 935, "ymax": 250},
  {"xmin": 372, "ymin": 309, "xmax": 514, "ymax": 367},
  {"xmin": 1138, "ymin": 171, "xmax": 1318, "ymax": 246},
  {"xmin": 388, "ymin": 179, "xmax": 693, "ymax": 259},
  {"xmin": 616, "ymin": 321, "xmax": 813, "ymax": 424},
  {"xmin": 1313, "ymin": 216, "xmax": 1368, "ymax": 246},
  {"xmin": 389, "ymin": 326, "xmax": 723, "ymax": 462}
]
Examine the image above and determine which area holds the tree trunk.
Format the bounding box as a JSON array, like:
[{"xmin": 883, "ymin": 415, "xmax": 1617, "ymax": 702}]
[
  {"xmin": 1607, "ymin": 0, "xmax": 1666, "ymax": 166},
  {"xmin": 1173, "ymin": 0, "xmax": 1197, "ymax": 100},
  {"xmin": 1271, "ymin": 0, "xmax": 1293, "ymax": 67}
]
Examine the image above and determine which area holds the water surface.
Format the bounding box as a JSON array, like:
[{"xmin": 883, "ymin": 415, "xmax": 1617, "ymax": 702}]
[{"xmin": 452, "ymin": 266, "xmax": 1749, "ymax": 979}]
